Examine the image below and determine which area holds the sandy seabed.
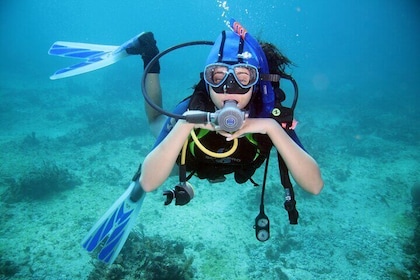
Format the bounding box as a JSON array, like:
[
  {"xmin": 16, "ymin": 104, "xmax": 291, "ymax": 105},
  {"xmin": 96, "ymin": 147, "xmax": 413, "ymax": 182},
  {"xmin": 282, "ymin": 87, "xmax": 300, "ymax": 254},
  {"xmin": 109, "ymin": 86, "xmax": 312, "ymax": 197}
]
[{"xmin": 0, "ymin": 74, "xmax": 418, "ymax": 280}]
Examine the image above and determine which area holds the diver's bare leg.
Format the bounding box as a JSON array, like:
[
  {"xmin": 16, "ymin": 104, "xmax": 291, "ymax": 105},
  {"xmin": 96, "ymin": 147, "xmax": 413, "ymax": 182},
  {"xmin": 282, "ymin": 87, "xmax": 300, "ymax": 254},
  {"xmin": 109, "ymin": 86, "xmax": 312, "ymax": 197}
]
[
  {"xmin": 126, "ymin": 32, "xmax": 166, "ymax": 137},
  {"xmin": 145, "ymin": 73, "xmax": 167, "ymax": 137}
]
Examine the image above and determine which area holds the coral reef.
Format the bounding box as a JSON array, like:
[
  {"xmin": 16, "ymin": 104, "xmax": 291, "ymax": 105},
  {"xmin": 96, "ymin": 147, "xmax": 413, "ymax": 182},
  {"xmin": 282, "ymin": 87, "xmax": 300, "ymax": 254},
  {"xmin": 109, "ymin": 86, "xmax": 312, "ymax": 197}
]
[
  {"xmin": 2, "ymin": 161, "xmax": 82, "ymax": 202},
  {"xmin": 88, "ymin": 230, "xmax": 194, "ymax": 280},
  {"xmin": 408, "ymin": 182, "xmax": 420, "ymax": 279},
  {"xmin": 391, "ymin": 182, "xmax": 420, "ymax": 279},
  {"xmin": 21, "ymin": 132, "xmax": 40, "ymax": 148},
  {"xmin": 0, "ymin": 255, "xmax": 19, "ymax": 278}
]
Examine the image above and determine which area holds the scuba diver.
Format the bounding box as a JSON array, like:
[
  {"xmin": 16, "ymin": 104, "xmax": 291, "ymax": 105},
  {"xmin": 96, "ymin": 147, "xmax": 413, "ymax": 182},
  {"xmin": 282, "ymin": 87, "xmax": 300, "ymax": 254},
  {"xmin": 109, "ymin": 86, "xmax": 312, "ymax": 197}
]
[{"xmin": 79, "ymin": 21, "xmax": 324, "ymax": 264}]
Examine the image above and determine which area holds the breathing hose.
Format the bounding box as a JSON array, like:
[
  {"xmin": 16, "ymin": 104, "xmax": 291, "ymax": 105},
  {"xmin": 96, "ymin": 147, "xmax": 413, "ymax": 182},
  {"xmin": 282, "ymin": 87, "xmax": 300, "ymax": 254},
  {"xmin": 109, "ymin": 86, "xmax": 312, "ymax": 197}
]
[
  {"xmin": 141, "ymin": 40, "xmax": 240, "ymax": 158},
  {"xmin": 141, "ymin": 40, "xmax": 214, "ymax": 120}
]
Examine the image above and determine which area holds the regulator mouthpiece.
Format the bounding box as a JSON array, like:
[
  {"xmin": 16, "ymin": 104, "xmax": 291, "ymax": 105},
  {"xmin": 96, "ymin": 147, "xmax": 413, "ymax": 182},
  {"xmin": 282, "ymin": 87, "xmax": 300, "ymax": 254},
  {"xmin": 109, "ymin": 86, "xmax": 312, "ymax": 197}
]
[{"xmin": 213, "ymin": 100, "xmax": 246, "ymax": 133}]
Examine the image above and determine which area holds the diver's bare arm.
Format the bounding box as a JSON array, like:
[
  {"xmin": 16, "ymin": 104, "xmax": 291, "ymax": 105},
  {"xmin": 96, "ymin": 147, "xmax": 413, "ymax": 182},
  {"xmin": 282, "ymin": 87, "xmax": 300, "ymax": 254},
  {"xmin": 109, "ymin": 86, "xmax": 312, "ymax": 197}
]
[
  {"xmin": 268, "ymin": 122, "xmax": 323, "ymax": 194},
  {"xmin": 228, "ymin": 118, "xmax": 324, "ymax": 194},
  {"xmin": 139, "ymin": 121, "xmax": 195, "ymax": 192}
]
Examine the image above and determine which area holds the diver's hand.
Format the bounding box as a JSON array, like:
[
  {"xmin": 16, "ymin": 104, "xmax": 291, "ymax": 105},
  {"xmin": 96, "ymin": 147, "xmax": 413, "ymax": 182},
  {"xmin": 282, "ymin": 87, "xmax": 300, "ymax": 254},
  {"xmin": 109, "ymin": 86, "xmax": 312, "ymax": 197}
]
[
  {"xmin": 224, "ymin": 118, "xmax": 276, "ymax": 141},
  {"xmin": 193, "ymin": 121, "xmax": 243, "ymax": 137}
]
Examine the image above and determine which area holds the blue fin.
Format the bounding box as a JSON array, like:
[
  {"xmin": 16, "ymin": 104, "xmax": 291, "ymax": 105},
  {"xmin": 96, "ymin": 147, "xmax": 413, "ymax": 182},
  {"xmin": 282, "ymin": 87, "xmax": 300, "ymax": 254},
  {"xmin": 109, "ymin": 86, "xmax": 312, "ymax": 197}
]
[
  {"xmin": 48, "ymin": 32, "xmax": 145, "ymax": 80},
  {"xmin": 81, "ymin": 181, "xmax": 145, "ymax": 264},
  {"xmin": 48, "ymin": 42, "xmax": 119, "ymax": 59}
]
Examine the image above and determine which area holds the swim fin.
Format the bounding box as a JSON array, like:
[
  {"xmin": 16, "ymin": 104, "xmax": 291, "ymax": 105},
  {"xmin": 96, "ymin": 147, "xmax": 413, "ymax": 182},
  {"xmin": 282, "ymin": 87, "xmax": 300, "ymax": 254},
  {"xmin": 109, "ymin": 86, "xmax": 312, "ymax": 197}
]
[
  {"xmin": 81, "ymin": 180, "xmax": 145, "ymax": 264},
  {"xmin": 48, "ymin": 32, "xmax": 145, "ymax": 80}
]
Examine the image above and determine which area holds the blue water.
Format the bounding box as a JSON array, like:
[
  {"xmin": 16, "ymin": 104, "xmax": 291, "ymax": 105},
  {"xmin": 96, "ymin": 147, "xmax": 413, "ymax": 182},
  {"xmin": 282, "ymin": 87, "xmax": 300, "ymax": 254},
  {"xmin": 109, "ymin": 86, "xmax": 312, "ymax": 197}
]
[{"xmin": 1, "ymin": 1, "xmax": 419, "ymax": 279}]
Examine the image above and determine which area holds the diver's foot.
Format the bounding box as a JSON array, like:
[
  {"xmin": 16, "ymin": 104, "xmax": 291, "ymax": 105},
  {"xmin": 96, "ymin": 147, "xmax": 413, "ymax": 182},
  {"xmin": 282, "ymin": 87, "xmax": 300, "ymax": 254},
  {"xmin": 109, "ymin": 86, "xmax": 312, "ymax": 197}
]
[
  {"xmin": 125, "ymin": 32, "xmax": 159, "ymax": 57},
  {"xmin": 126, "ymin": 32, "xmax": 160, "ymax": 73}
]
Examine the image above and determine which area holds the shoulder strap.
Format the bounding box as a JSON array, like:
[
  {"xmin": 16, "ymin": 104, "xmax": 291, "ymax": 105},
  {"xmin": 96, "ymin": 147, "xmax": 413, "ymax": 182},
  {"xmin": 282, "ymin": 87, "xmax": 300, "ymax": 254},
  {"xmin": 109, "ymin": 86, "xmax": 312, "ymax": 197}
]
[
  {"xmin": 271, "ymin": 88, "xmax": 294, "ymax": 129},
  {"xmin": 277, "ymin": 152, "xmax": 299, "ymax": 224},
  {"xmin": 270, "ymin": 83, "xmax": 299, "ymax": 224}
]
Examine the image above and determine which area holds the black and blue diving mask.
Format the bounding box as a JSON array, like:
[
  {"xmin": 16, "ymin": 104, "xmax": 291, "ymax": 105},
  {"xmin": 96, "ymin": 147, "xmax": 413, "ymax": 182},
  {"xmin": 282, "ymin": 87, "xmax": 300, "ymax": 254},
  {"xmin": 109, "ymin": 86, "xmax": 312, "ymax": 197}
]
[
  {"xmin": 204, "ymin": 63, "xmax": 259, "ymax": 94},
  {"xmin": 204, "ymin": 30, "xmax": 261, "ymax": 95}
]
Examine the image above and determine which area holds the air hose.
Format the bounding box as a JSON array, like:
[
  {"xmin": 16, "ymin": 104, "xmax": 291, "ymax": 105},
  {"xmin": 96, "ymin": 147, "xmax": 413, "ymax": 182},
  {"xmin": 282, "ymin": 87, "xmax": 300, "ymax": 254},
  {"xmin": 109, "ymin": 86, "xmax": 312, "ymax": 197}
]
[
  {"xmin": 141, "ymin": 41, "xmax": 241, "ymax": 159},
  {"xmin": 190, "ymin": 129, "xmax": 238, "ymax": 158}
]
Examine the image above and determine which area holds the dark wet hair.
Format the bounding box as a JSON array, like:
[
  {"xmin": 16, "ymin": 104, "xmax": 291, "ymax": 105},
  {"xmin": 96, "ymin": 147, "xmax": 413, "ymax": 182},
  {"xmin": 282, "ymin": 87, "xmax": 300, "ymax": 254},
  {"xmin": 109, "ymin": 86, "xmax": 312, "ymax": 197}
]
[
  {"xmin": 258, "ymin": 42, "xmax": 294, "ymax": 104},
  {"xmin": 260, "ymin": 42, "xmax": 294, "ymax": 76}
]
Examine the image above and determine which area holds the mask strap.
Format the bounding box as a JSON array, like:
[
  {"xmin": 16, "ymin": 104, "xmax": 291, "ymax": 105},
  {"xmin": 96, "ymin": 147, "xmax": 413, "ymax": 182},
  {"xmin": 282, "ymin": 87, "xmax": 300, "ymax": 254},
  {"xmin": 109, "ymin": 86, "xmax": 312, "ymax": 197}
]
[
  {"xmin": 237, "ymin": 37, "xmax": 245, "ymax": 63},
  {"xmin": 217, "ymin": 31, "xmax": 226, "ymax": 62}
]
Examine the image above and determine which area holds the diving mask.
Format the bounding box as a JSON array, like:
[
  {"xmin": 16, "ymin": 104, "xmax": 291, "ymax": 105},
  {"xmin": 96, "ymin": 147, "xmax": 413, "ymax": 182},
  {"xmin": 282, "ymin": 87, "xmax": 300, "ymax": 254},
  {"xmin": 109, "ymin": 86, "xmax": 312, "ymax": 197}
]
[{"xmin": 204, "ymin": 63, "xmax": 259, "ymax": 94}]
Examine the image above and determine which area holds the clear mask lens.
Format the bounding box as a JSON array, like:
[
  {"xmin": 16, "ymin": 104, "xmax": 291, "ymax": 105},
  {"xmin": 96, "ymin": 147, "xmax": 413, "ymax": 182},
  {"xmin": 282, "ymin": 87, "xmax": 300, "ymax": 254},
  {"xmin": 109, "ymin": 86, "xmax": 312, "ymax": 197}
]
[{"xmin": 204, "ymin": 63, "xmax": 259, "ymax": 89}]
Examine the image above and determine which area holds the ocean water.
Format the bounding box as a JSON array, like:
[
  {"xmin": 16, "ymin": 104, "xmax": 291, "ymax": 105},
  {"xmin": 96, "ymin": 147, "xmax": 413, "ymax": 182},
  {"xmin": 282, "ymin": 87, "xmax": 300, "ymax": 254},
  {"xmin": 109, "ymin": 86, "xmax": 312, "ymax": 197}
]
[{"xmin": 1, "ymin": 1, "xmax": 419, "ymax": 279}]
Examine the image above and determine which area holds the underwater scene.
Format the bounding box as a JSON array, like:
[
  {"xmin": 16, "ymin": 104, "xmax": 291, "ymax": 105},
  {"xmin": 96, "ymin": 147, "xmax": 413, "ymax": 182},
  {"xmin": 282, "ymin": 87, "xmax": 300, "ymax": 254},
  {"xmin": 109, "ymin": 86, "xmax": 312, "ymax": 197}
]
[{"xmin": 1, "ymin": 0, "xmax": 419, "ymax": 279}]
